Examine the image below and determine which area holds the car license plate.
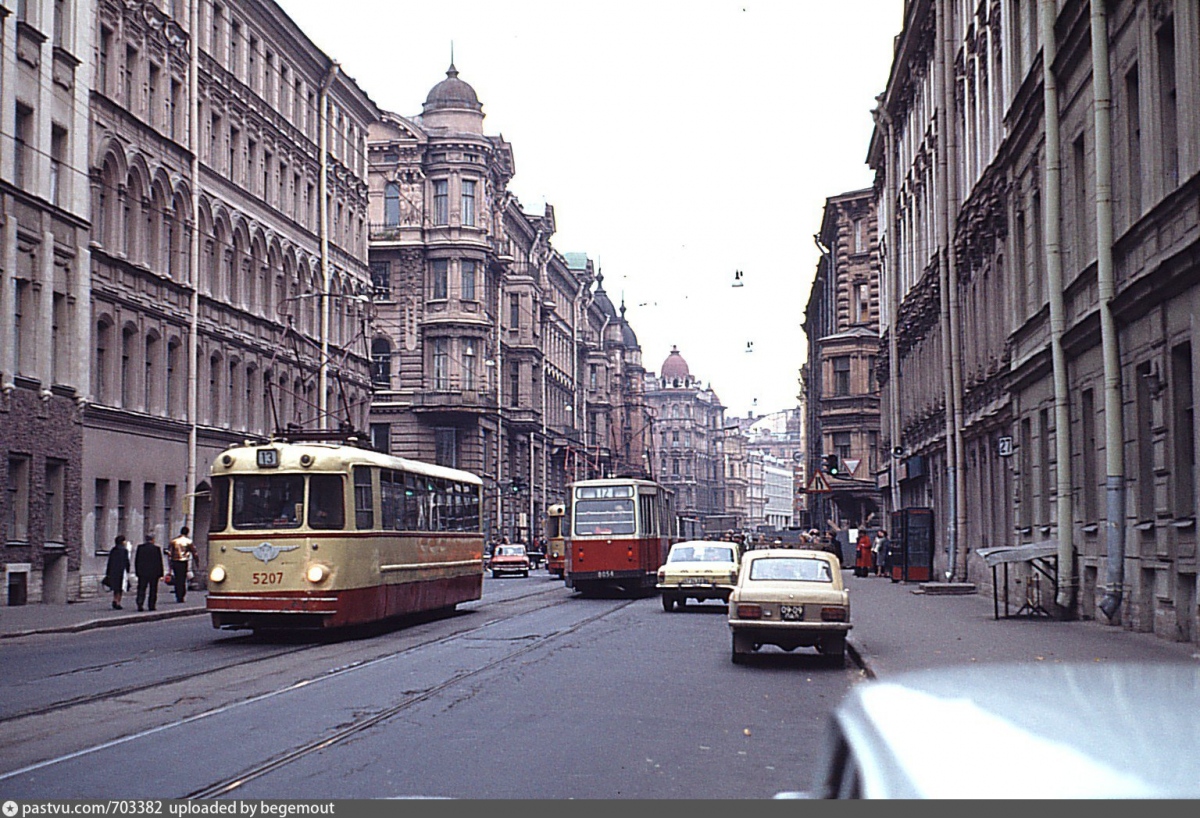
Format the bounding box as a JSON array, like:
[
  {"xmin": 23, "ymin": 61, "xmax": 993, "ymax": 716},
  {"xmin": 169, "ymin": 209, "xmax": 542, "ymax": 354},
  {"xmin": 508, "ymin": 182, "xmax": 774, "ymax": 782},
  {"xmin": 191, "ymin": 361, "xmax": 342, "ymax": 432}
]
[
  {"xmin": 683, "ymin": 577, "xmax": 706, "ymax": 585},
  {"xmin": 780, "ymin": 605, "xmax": 804, "ymax": 621}
]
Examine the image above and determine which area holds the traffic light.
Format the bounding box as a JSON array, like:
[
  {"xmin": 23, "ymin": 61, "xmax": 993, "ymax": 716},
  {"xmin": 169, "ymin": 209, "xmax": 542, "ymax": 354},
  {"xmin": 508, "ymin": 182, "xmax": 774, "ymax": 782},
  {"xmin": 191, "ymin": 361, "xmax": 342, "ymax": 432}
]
[
  {"xmin": 824, "ymin": 454, "xmax": 841, "ymax": 475},
  {"xmin": 510, "ymin": 481, "xmax": 523, "ymax": 494}
]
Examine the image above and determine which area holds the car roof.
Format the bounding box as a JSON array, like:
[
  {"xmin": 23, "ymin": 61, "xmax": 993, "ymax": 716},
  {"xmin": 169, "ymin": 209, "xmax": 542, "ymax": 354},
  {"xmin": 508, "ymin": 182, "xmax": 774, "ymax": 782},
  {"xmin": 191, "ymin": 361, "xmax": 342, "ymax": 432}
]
[
  {"xmin": 820, "ymin": 662, "xmax": 1200, "ymax": 799},
  {"xmin": 671, "ymin": 539, "xmax": 736, "ymax": 549},
  {"xmin": 744, "ymin": 548, "xmax": 833, "ymax": 560}
]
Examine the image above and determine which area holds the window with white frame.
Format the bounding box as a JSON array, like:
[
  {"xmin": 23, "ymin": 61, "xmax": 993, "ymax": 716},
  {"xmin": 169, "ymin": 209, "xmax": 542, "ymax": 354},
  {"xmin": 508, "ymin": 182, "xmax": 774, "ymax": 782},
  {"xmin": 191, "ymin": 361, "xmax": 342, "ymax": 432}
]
[
  {"xmin": 461, "ymin": 180, "xmax": 476, "ymax": 226},
  {"xmin": 433, "ymin": 180, "xmax": 449, "ymax": 225},
  {"xmin": 433, "ymin": 338, "xmax": 450, "ymax": 390},
  {"xmin": 7, "ymin": 455, "xmax": 31, "ymax": 543},
  {"xmin": 432, "ymin": 259, "xmax": 448, "ymax": 299}
]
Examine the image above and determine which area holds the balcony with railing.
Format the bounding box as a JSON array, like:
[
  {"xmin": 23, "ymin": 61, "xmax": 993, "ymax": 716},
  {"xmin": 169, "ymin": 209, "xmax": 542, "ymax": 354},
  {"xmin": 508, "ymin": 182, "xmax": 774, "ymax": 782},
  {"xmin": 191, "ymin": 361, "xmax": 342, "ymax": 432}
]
[{"xmin": 411, "ymin": 382, "xmax": 498, "ymax": 415}]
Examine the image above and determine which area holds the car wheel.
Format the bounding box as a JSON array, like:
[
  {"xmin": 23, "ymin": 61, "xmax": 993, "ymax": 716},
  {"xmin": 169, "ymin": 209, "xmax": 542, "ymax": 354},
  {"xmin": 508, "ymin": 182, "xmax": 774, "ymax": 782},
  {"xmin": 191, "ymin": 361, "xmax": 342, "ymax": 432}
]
[
  {"xmin": 522, "ymin": 570, "xmax": 529, "ymax": 577},
  {"xmin": 661, "ymin": 595, "xmax": 676, "ymax": 612},
  {"xmin": 676, "ymin": 596, "xmax": 686, "ymax": 608},
  {"xmin": 491, "ymin": 570, "xmax": 499, "ymax": 579}
]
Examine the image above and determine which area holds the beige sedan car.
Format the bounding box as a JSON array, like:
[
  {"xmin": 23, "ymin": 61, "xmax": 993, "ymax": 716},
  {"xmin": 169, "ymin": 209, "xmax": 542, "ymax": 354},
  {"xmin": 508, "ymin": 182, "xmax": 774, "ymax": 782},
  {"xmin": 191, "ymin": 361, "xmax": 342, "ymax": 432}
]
[
  {"xmin": 728, "ymin": 548, "xmax": 851, "ymax": 664},
  {"xmin": 656, "ymin": 540, "xmax": 740, "ymax": 611}
]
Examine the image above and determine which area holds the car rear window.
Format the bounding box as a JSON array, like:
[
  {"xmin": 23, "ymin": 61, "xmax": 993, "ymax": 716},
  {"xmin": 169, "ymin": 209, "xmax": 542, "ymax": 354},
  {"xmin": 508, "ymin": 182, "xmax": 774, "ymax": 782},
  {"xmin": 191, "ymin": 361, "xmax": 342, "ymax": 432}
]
[
  {"xmin": 669, "ymin": 545, "xmax": 735, "ymax": 563},
  {"xmin": 748, "ymin": 557, "xmax": 832, "ymax": 582}
]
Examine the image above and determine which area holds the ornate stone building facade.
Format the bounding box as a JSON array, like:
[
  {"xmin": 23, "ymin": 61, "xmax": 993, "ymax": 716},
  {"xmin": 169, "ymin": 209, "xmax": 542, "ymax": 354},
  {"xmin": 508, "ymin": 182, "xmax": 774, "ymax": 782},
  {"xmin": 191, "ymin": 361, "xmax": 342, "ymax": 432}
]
[
  {"xmin": 644, "ymin": 346, "xmax": 728, "ymax": 533},
  {"xmin": 871, "ymin": 0, "xmax": 1200, "ymax": 644},
  {"xmin": 2, "ymin": 0, "xmax": 378, "ymax": 602},
  {"xmin": 803, "ymin": 188, "xmax": 883, "ymax": 531},
  {"xmin": 366, "ymin": 66, "xmax": 650, "ymax": 543},
  {"xmin": 1, "ymin": 0, "xmax": 92, "ymax": 603}
]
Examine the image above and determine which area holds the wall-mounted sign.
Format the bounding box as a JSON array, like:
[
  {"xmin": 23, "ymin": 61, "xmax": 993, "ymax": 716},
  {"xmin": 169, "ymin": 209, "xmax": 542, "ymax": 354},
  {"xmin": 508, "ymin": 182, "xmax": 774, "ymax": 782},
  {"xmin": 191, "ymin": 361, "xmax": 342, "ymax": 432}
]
[{"xmin": 998, "ymin": 436, "xmax": 1014, "ymax": 457}]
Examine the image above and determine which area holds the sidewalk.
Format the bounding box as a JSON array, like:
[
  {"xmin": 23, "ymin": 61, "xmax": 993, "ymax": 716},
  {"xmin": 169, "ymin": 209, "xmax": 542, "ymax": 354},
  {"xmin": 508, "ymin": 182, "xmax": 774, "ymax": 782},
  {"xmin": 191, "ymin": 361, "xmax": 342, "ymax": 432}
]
[
  {"xmin": 3, "ymin": 575, "xmax": 1198, "ymax": 674},
  {"xmin": 842, "ymin": 571, "xmax": 1200, "ymax": 677},
  {"xmin": 0, "ymin": 589, "xmax": 209, "ymax": 638}
]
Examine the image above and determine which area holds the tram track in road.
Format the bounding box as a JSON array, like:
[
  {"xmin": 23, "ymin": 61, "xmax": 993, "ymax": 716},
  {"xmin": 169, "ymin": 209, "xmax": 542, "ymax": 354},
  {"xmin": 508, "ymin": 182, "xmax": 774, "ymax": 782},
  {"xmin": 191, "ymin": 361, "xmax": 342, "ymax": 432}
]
[{"xmin": 0, "ymin": 585, "xmax": 617, "ymax": 790}]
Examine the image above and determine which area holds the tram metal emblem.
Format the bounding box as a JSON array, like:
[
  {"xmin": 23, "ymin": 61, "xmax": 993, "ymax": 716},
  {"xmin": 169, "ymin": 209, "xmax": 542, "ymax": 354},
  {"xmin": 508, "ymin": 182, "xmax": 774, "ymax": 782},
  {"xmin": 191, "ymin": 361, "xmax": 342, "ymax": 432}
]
[{"xmin": 235, "ymin": 542, "xmax": 300, "ymax": 564}]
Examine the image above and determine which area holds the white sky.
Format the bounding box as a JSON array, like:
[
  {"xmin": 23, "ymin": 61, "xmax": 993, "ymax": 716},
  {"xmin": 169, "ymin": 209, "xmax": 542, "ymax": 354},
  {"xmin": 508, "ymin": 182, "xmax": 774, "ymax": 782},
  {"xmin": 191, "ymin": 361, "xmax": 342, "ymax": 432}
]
[{"xmin": 276, "ymin": 0, "xmax": 903, "ymax": 419}]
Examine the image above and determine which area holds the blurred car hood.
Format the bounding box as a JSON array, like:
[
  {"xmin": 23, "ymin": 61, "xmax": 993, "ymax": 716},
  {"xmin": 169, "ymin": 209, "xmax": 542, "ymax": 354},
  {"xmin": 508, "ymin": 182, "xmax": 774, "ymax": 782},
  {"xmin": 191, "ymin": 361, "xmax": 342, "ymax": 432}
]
[{"xmin": 824, "ymin": 662, "xmax": 1200, "ymax": 798}]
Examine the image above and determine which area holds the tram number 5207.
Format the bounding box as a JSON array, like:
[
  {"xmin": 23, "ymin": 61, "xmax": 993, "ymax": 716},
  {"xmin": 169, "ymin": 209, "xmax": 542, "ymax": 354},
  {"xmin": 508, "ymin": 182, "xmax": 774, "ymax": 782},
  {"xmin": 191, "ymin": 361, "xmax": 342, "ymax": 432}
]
[{"xmin": 252, "ymin": 572, "xmax": 284, "ymax": 585}]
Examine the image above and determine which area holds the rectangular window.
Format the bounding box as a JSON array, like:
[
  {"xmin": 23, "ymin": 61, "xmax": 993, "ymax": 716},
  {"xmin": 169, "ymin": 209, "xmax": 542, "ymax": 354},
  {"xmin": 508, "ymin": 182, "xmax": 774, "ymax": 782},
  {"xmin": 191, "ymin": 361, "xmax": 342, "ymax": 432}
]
[
  {"xmin": 435, "ymin": 428, "xmax": 457, "ymax": 468},
  {"xmin": 433, "ymin": 338, "xmax": 450, "ymax": 390},
  {"xmin": 147, "ymin": 63, "xmax": 161, "ymax": 128},
  {"xmin": 509, "ymin": 362, "xmax": 520, "ymax": 408},
  {"xmin": 834, "ymin": 431, "xmax": 851, "ymax": 460},
  {"xmin": 1125, "ymin": 66, "xmax": 1142, "ymax": 218},
  {"xmin": 229, "ymin": 126, "xmax": 240, "ymax": 178},
  {"xmin": 99, "ymin": 26, "xmax": 111, "ymax": 94},
  {"xmin": 1031, "ymin": 192, "xmax": 1045, "ymax": 308},
  {"xmin": 13, "ymin": 104, "xmax": 32, "ymax": 190},
  {"xmin": 50, "ymin": 125, "xmax": 67, "ymax": 205},
  {"xmin": 509, "ymin": 293, "xmax": 520, "ymax": 329},
  {"xmin": 833, "ymin": 356, "xmax": 851, "ymax": 397},
  {"xmin": 463, "ymin": 340, "xmax": 476, "ymax": 390},
  {"xmin": 433, "ymin": 180, "xmax": 449, "ymax": 225},
  {"xmin": 432, "ymin": 259, "xmax": 448, "ymax": 299},
  {"xmin": 461, "ymin": 260, "xmax": 476, "ymax": 301},
  {"xmin": 1081, "ymin": 389, "xmax": 1098, "ymax": 523},
  {"xmin": 7, "ymin": 455, "xmax": 32, "ymax": 543},
  {"xmin": 1157, "ymin": 18, "xmax": 1178, "ymax": 188},
  {"xmin": 53, "ymin": 0, "xmax": 66, "ymax": 46},
  {"xmin": 589, "ymin": 365, "xmax": 598, "ymax": 389},
  {"xmin": 370, "ymin": 261, "xmax": 391, "ymax": 300},
  {"xmin": 94, "ymin": 478, "xmax": 110, "ymax": 553},
  {"xmin": 1073, "ymin": 135, "xmax": 1088, "ymax": 267},
  {"xmin": 1136, "ymin": 362, "xmax": 1155, "ymax": 521},
  {"xmin": 163, "ymin": 485, "xmax": 177, "ymax": 536},
  {"xmin": 117, "ymin": 480, "xmax": 131, "ymax": 542},
  {"xmin": 1014, "ymin": 207, "xmax": 1027, "ymax": 319},
  {"xmin": 354, "ymin": 467, "xmax": 374, "ymax": 530},
  {"xmin": 1019, "ymin": 417, "xmax": 1033, "ymax": 531},
  {"xmin": 124, "ymin": 46, "xmax": 138, "ymax": 109},
  {"xmin": 247, "ymin": 139, "xmax": 257, "ymax": 189},
  {"xmin": 461, "ymin": 180, "xmax": 476, "ymax": 226},
  {"xmin": 370, "ymin": 423, "xmax": 390, "ymax": 454},
  {"xmin": 169, "ymin": 79, "xmax": 181, "ymax": 140},
  {"xmin": 1172, "ymin": 343, "xmax": 1194, "ymax": 518},
  {"xmin": 142, "ymin": 482, "xmax": 156, "ymax": 537},
  {"xmin": 1038, "ymin": 408, "xmax": 1052, "ymax": 527}
]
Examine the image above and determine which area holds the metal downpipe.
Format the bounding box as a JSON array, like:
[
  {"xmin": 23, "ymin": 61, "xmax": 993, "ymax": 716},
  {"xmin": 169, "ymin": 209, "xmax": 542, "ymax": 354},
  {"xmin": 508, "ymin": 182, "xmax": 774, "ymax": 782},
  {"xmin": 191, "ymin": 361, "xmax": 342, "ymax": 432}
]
[
  {"xmin": 1041, "ymin": 0, "xmax": 1076, "ymax": 611},
  {"xmin": 1089, "ymin": 1, "xmax": 1125, "ymax": 622}
]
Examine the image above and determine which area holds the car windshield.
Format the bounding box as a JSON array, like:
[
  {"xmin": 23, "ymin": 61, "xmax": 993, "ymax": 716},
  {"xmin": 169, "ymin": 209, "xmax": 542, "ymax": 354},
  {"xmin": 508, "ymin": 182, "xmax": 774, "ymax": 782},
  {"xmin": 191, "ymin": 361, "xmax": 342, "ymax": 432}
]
[
  {"xmin": 497, "ymin": 546, "xmax": 526, "ymax": 556},
  {"xmin": 669, "ymin": 545, "xmax": 735, "ymax": 563},
  {"xmin": 748, "ymin": 557, "xmax": 832, "ymax": 582}
]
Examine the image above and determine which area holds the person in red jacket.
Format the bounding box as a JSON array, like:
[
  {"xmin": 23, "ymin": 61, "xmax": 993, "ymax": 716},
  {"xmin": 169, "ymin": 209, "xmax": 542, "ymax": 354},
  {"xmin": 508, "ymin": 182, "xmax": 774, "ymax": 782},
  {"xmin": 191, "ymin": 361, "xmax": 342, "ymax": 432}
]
[{"xmin": 855, "ymin": 529, "xmax": 873, "ymax": 578}]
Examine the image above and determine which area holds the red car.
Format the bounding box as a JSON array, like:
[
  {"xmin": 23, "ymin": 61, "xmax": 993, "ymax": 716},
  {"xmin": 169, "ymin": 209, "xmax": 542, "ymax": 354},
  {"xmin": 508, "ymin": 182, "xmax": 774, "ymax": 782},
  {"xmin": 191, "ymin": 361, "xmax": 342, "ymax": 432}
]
[{"xmin": 490, "ymin": 544, "xmax": 531, "ymax": 578}]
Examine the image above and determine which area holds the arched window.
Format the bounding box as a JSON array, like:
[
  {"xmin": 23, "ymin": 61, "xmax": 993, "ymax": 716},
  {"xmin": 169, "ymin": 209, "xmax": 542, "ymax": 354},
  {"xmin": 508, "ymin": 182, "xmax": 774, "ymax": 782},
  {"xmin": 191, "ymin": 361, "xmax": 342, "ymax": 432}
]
[
  {"xmin": 120, "ymin": 325, "xmax": 136, "ymax": 407},
  {"xmin": 384, "ymin": 182, "xmax": 400, "ymax": 227},
  {"xmin": 166, "ymin": 338, "xmax": 181, "ymax": 417},
  {"xmin": 371, "ymin": 338, "xmax": 391, "ymax": 387},
  {"xmin": 144, "ymin": 333, "xmax": 159, "ymax": 413}
]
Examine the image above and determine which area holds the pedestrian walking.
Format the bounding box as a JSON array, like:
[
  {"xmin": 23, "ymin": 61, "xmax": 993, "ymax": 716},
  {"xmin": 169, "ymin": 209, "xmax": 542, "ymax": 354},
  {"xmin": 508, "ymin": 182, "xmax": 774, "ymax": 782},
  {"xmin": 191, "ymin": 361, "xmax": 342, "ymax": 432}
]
[
  {"xmin": 134, "ymin": 532, "xmax": 165, "ymax": 611},
  {"xmin": 873, "ymin": 529, "xmax": 890, "ymax": 577},
  {"xmin": 167, "ymin": 526, "xmax": 196, "ymax": 603},
  {"xmin": 103, "ymin": 534, "xmax": 131, "ymax": 610},
  {"xmin": 855, "ymin": 529, "xmax": 873, "ymax": 578}
]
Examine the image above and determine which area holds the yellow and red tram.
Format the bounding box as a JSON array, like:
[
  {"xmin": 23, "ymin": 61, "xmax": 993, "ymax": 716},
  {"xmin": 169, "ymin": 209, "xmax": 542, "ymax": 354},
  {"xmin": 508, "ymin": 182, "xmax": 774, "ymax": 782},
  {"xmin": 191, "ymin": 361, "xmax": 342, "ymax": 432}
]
[
  {"xmin": 205, "ymin": 438, "xmax": 483, "ymax": 630},
  {"xmin": 545, "ymin": 503, "xmax": 566, "ymax": 578},
  {"xmin": 564, "ymin": 477, "xmax": 676, "ymax": 596}
]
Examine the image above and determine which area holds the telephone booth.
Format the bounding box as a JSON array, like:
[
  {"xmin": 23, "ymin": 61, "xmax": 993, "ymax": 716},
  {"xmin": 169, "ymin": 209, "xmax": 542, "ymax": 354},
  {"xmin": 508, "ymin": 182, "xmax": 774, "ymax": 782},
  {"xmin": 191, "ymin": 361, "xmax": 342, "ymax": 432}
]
[{"xmin": 889, "ymin": 508, "xmax": 934, "ymax": 582}]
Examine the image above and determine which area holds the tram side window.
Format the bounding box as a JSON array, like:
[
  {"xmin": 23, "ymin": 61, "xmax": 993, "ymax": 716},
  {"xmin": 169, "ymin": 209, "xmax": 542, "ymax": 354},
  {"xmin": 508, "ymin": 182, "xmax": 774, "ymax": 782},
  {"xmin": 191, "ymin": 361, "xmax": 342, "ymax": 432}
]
[
  {"xmin": 464, "ymin": 486, "xmax": 480, "ymax": 532},
  {"xmin": 211, "ymin": 476, "xmax": 230, "ymax": 532},
  {"xmin": 354, "ymin": 467, "xmax": 375, "ymax": 530},
  {"xmin": 308, "ymin": 474, "xmax": 345, "ymax": 530},
  {"xmin": 232, "ymin": 475, "xmax": 304, "ymax": 530},
  {"xmin": 404, "ymin": 473, "xmax": 422, "ymax": 529},
  {"xmin": 640, "ymin": 494, "xmax": 654, "ymax": 537},
  {"xmin": 380, "ymin": 469, "xmax": 402, "ymax": 530}
]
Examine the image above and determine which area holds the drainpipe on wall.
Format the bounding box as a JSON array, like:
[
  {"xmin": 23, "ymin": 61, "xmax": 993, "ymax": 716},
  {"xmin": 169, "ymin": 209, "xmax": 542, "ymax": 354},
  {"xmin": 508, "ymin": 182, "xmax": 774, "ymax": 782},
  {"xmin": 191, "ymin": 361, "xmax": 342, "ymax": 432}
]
[
  {"xmin": 185, "ymin": 0, "xmax": 201, "ymax": 527},
  {"xmin": 317, "ymin": 62, "xmax": 339, "ymax": 431},
  {"xmin": 1040, "ymin": 0, "xmax": 1076, "ymax": 611},
  {"xmin": 935, "ymin": 0, "xmax": 960, "ymax": 580},
  {"xmin": 1088, "ymin": 1, "xmax": 1125, "ymax": 622}
]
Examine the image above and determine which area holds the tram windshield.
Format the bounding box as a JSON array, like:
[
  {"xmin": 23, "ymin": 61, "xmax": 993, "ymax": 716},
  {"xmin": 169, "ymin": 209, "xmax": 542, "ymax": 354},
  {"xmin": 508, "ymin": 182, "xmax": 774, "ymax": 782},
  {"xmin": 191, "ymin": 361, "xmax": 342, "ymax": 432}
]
[
  {"xmin": 224, "ymin": 474, "xmax": 345, "ymax": 531},
  {"xmin": 573, "ymin": 498, "xmax": 637, "ymax": 536}
]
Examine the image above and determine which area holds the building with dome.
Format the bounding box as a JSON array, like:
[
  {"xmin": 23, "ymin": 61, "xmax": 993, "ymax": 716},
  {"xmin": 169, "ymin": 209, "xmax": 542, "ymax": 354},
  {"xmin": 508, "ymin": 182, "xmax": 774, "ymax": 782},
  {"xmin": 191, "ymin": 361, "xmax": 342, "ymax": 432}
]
[
  {"xmin": 366, "ymin": 63, "xmax": 649, "ymax": 542},
  {"xmin": 644, "ymin": 346, "xmax": 729, "ymax": 533}
]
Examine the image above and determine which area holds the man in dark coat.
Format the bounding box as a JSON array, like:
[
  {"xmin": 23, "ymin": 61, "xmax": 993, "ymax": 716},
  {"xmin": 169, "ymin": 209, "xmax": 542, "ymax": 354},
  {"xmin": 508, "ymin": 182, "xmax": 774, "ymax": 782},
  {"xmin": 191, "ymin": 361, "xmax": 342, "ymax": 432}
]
[{"xmin": 134, "ymin": 532, "xmax": 165, "ymax": 612}]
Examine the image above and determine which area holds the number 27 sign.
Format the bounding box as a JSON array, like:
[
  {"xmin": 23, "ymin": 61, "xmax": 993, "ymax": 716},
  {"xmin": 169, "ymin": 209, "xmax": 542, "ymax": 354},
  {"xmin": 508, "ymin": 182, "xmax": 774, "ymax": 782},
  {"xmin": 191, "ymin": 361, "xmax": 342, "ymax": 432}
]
[{"xmin": 998, "ymin": 436, "xmax": 1014, "ymax": 457}]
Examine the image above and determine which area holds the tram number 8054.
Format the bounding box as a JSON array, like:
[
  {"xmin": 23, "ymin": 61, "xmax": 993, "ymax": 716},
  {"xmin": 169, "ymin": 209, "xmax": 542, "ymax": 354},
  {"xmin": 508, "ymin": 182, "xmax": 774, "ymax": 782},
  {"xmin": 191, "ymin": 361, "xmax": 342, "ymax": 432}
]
[{"xmin": 252, "ymin": 572, "xmax": 284, "ymax": 585}]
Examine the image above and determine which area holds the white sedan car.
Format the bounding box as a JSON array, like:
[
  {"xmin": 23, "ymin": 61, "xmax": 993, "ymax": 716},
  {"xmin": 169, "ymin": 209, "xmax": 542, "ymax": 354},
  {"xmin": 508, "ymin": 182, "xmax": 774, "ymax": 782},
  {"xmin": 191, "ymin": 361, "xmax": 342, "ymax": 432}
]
[
  {"xmin": 728, "ymin": 548, "xmax": 850, "ymax": 663},
  {"xmin": 656, "ymin": 540, "xmax": 740, "ymax": 611}
]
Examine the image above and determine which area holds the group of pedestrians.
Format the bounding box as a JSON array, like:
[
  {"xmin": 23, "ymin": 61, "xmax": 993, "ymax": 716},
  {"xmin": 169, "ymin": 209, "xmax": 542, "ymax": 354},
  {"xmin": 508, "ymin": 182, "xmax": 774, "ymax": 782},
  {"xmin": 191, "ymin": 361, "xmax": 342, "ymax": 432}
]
[{"xmin": 102, "ymin": 526, "xmax": 196, "ymax": 611}]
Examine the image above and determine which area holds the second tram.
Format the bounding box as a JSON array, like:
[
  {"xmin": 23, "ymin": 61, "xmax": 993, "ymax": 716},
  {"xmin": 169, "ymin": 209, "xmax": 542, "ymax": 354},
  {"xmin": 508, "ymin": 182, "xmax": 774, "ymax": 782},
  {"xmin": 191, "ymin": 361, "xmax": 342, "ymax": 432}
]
[
  {"xmin": 545, "ymin": 503, "xmax": 567, "ymax": 578},
  {"xmin": 205, "ymin": 436, "xmax": 484, "ymax": 630},
  {"xmin": 564, "ymin": 477, "xmax": 676, "ymax": 596}
]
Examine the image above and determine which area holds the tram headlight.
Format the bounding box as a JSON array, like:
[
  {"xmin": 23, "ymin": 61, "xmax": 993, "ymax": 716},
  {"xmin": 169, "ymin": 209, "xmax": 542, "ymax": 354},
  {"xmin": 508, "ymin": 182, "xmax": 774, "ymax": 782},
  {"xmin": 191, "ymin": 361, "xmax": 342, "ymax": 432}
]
[
  {"xmin": 306, "ymin": 564, "xmax": 329, "ymax": 583},
  {"xmin": 209, "ymin": 565, "xmax": 226, "ymax": 584}
]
